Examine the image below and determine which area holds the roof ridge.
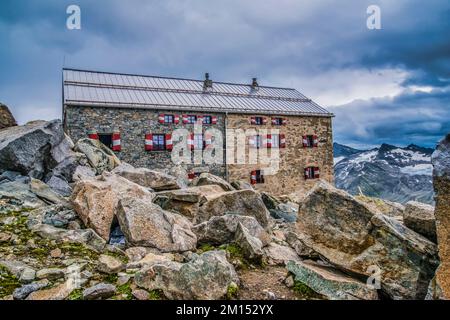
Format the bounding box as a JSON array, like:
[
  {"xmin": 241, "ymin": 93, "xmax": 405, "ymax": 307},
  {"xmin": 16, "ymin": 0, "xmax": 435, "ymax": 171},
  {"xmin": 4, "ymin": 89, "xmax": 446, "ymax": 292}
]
[{"xmin": 62, "ymin": 67, "xmax": 298, "ymax": 91}]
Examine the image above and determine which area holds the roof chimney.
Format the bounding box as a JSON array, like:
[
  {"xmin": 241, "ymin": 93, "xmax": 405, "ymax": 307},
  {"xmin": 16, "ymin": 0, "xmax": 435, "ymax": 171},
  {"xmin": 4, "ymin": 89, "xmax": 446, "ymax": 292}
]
[
  {"xmin": 251, "ymin": 77, "xmax": 259, "ymax": 90},
  {"xmin": 203, "ymin": 73, "xmax": 213, "ymax": 92}
]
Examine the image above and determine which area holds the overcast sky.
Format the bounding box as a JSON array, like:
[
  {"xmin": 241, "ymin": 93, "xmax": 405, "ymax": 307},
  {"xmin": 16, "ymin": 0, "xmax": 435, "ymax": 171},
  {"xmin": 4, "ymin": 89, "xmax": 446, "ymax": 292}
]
[{"xmin": 0, "ymin": 0, "xmax": 449, "ymax": 149}]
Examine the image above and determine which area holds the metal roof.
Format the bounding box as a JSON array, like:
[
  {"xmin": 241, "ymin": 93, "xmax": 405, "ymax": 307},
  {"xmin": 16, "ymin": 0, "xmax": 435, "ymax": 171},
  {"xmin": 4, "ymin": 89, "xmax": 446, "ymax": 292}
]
[{"xmin": 63, "ymin": 68, "xmax": 333, "ymax": 117}]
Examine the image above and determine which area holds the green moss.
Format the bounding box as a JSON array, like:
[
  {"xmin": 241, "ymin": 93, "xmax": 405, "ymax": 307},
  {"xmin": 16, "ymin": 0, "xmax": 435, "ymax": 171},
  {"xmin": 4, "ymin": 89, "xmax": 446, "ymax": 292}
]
[
  {"xmin": 219, "ymin": 244, "xmax": 243, "ymax": 258},
  {"xmin": 68, "ymin": 288, "xmax": 83, "ymax": 300},
  {"xmin": 226, "ymin": 282, "xmax": 239, "ymax": 300},
  {"xmin": 60, "ymin": 243, "xmax": 99, "ymax": 261},
  {"xmin": 117, "ymin": 282, "xmax": 133, "ymax": 300},
  {"xmin": 103, "ymin": 273, "xmax": 118, "ymax": 284},
  {"xmin": 197, "ymin": 243, "xmax": 215, "ymax": 253},
  {"xmin": 0, "ymin": 265, "xmax": 21, "ymax": 298},
  {"xmin": 148, "ymin": 289, "xmax": 164, "ymax": 300},
  {"xmin": 292, "ymin": 280, "xmax": 324, "ymax": 299}
]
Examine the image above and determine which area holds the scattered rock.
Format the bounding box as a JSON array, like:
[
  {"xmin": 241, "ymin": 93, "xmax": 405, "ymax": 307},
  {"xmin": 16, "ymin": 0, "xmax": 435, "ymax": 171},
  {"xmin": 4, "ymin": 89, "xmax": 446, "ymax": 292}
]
[
  {"xmin": 429, "ymin": 133, "xmax": 450, "ymax": 299},
  {"xmin": 112, "ymin": 163, "xmax": 181, "ymax": 191},
  {"xmin": 41, "ymin": 205, "xmax": 78, "ymax": 228},
  {"xmin": 127, "ymin": 252, "xmax": 172, "ymax": 269},
  {"xmin": 74, "ymin": 138, "xmax": 120, "ymax": 174},
  {"xmin": 287, "ymin": 260, "xmax": 378, "ymax": 300},
  {"xmin": 83, "ymin": 283, "xmax": 116, "ymax": 300},
  {"xmin": 296, "ymin": 180, "xmax": 439, "ymax": 299},
  {"xmin": 125, "ymin": 247, "xmax": 148, "ymax": 262},
  {"xmin": 50, "ymin": 248, "xmax": 62, "ymax": 258},
  {"xmin": 72, "ymin": 165, "xmax": 96, "ymax": 182},
  {"xmin": 234, "ymin": 222, "xmax": 263, "ymax": 262},
  {"xmin": 191, "ymin": 173, "xmax": 235, "ymax": 192},
  {"xmin": 36, "ymin": 268, "xmax": 65, "ymax": 281},
  {"xmin": 230, "ymin": 180, "xmax": 254, "ymax": 191},
  {"xmin": 135, "ymin": 250, "xmax": 239, "ymax": 300},
  {"xmin": 132, "ymin": 289, "xmax": 149, "ymax": 300},
  {"xmin": 30, "ymin": 178, "xmax": 69, "ymax": 205},
  {"xmin": 0, "ymin": 232, "xmax": 12, "ymax": 243},
  {"xmin": 13, "ymin": 279, "xmax": 50, "ymax": 300},
  {"xmin": 197, "ymin": 189, "xmax": 271, "ymax": 227},
  {"xmin": 0, "ymin": 260, "xmax": 36, "ymax": 283},
  {"xmin": 117, "ymin": 196, "xmax": 197, "ymax": 252},
  {"xmin": 0, "ymin": 180, "xmax": 46, "ymax": 213},
  {"xmin": 403, "ymin": 201, "xmax": 436, "ymax": 242},
  {"xmin": 97, "ymin": 254, "xmax": 124, "ymax": 274},
  {"xmin": 193, "ymin": 214, "xmax": 270, "ymax": 246},
  {"xmin": 263, "ymin": 243, "xmax": 301, "ymax": 266},
  {"xmin": 46, "ymin": 175, "xmax": 72, "ymax": 197},
  {"xmin": 26, "ymin": 281, "xmax": 73, "ymax": 300},
  {"xmin": 71, "ymin": 172, "xmax": 155, "ymax": 240}
]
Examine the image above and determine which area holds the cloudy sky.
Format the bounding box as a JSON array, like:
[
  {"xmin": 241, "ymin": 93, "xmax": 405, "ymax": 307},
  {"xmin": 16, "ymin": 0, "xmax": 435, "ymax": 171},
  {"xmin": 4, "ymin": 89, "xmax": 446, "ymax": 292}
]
[{"xmin": 0, "ymin": 0, "xmax": 449, "ymax": 149}]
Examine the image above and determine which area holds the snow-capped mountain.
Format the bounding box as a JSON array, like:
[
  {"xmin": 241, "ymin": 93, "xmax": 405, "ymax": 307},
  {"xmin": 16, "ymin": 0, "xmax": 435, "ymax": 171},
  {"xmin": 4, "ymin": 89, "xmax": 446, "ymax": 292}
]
[{"xmin": 333, "ymin": 143, "xmax": 434, "ymax": 204}]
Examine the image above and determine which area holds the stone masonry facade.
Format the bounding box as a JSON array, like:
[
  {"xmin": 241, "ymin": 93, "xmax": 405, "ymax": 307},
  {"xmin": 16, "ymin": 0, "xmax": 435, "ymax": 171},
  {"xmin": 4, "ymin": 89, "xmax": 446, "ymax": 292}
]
[{"xmin": 64, "ymin": 105, "xmax": 333, "ymax": 196}]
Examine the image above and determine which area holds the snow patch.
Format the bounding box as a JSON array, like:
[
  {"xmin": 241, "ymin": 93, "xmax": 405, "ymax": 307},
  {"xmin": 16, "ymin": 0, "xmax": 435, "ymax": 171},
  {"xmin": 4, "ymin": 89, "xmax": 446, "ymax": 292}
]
[{"xmin": 400, "ymin": 163, "xmax": 433, "ymax": 176}]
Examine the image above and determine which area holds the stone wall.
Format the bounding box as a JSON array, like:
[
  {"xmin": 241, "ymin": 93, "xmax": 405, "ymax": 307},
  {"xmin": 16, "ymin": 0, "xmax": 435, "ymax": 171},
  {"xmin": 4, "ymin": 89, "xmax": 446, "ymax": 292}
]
[
  {"xmin": 64, "ymin": 105, "xmax": 226, "ymax": 176},
  {"xmin": 0, "ymin": 103, "xmax": 17, "ymax": 130},
  {"xmin": 226, "ymin": 114, "xmax": 334, "ymax": 196}
]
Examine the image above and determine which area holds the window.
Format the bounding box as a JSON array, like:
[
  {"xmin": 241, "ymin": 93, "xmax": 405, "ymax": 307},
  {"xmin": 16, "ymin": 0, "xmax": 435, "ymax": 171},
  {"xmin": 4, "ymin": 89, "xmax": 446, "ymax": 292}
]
[
  {"xmin": 98, "ymin": 133, "xmax": 113, "ymax": 150},
  {"xmin": 256, "ymin": 170, "xmax": 264, "ymax": 183},
  {"xmin": 303, "ymin": 135, "xmax": 318, "ymax": 148},
  {"xmin": 305, "ymin": 167, "xmax": 320, "ymax": 180},
  {"xmin": 187, "ymin": 115, "xmax": 197, "ymax": 124},
  {"xmin": 203, "ymin": 116, "xmax": 212, "ymax": 125},
  {"xmin": 254, "ymin": 117, "xmax": 263, "ymax": 125},
  {"xmin": 271, "ymin": 134, "xmax": 280, "ymax": 148},
  {"xmin": 152, "ymin": 134, "xmax": 165, "ymax": 151},
  {"xmin": 273, "ymin": 118, "xmax": 283, "ymax": 125},
  {"xmin": 194, "ymin": 134, "xmax": 204, "ymax": 150},
  {"xmin": 164, "ymin": 114, "xmax": 174, "ymax": 124}
]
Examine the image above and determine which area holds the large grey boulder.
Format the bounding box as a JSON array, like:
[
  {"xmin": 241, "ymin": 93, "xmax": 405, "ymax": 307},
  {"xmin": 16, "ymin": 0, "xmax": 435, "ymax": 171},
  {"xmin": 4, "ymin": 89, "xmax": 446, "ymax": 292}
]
[
  {"xmin": 191, "ymin": 173, "xmax": 235, "ymax": 192},
  {"xmin": 192, "ymin": 214, "xmax": 270, "ymax": 246},
  {"xmin": 134, "ymin": 250, "xmax": 239, "ymax": 300},
  {"xmin": 429, "ymin": 133, "xmax": 450, "ymax": 299},
  {"xmin": 74, "ymin": 138, "xmax": 120, "ymax": 175},
  {"xmin": 234, "ymin": 222, "xmax": 263, "ymax": 261},
  {"xmin": 287, "ymin": 260, "xmax": 378, "ymax": 300},
  {"xmin": 261, "ymin": 192, "xmax": 298, "ymax": 222},
  {"xmin": 83, "ymin": 283, "xmax": 116, "ymax": 300},
  {"xmin": 0, "ymin": 103, "xmax": 17, "ymax": 129},
  {"xmin": 0, "ymin": 120, "xmax": 76, "ymax": 180},
  {"xmin": 0, "ymin": 180, "xmax": 46, "ymax": 214},
  {"xmin": 295, "ymin": 180, "xmax": 439, "ymax": 300},
  {"xmin": 403, "ymin": 201, "xmax": 436, "ymax": 242},
  {"xmin": 71, "ymin": 172, "xmax": 155, "ymax": 241},
  {"xmin": 197, "ymin": 189, "xmax": 271, "ymax": 228},
  {"xmin": 117, "ymin": 196, "xmax": 197, "ymax": 252},
  {"xmin": 113, "ymin": 163, "xmax": 181, "ymax": 191}
]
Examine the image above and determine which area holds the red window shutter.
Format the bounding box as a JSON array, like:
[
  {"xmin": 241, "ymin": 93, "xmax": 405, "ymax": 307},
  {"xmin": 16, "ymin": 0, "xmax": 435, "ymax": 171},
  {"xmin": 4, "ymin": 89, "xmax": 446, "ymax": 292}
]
[
  {"xmin": 266, "ymin": 134, "xmax": 272, "ymax": 148},
  {"xmin": 304, "ymin": 168, "xmax": 310, "ymax": 180},
  {"xmin": 313, "ymin": 135, "xmax": 319, "ymax": 147},
  {"xmin": 212, "ymin": 116, "xmax": 218, "ymax": 124},
  {"xmin": 250, "ymin": 117, "xmax": 256, "ymax": 125},
  {"xmin": 302, "ymin": 135, "xmax": 309, "ymax": 148},
  {"xmin": 282, "ymin": 118, "xmax": 288, "ymax": 125},
  {"xmin": 280, "ymin": 134, "xmax": 286, "ymax": 148},
  {"xmin": 165, "ymin": 134, "xmax": 173, "ymax": 150},
  {"xmin": 262, "ymin": 117, "xmax": 268, "ymax": 125},
  {"xmin": 158, "ymin": 114, "xmax": 165, "ymax": 124},
  {"xmin": 174, "ymin": 115, "xmax": 180, "ymax": 124},
  {"xmin": 250, "ymin": 171, "xmax": 257, "ymax": 185},
  {"xmin": 314, "ymin": 167, "xmax": 320, "ymax": 179},
  {"xmin": 112, "ymin": 131, "xmax": 121, "ymax": 151},
  {"xmin": 88, "ymin": 129, "xmax": 98, "ymax": 140},
  {"xmin": 182, "ymin": 115, "xmax": 188, "ymax": 124},
  {"xmin": 145, "ymin": 134, "xmax": 153, "ymax": 151},
  {"xmin": 271, "ymin": 118, "xmax": 277, "ymax": 125}
]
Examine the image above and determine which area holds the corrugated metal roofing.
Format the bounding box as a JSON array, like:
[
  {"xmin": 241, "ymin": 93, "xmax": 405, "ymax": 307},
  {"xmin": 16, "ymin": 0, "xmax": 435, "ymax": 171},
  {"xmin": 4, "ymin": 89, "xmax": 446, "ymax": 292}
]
[{"xmin": 62, "ymin": 68, "xmax": 333, "ymax": 117}]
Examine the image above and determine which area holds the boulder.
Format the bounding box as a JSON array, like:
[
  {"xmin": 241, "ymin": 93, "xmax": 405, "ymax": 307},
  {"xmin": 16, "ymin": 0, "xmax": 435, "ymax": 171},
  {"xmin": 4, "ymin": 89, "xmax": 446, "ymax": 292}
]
[
  {"xmin": 82, "ymin": 283, "xmax": 116, "ymax": 300},
  {"xmin": 36, "ymin": 268, "xmax": 65, "ymax": 281},
  {"xmin": 74, "ymin": 138, "xmax": 120, "ymax": 174},
  {"xmin": 0, "ymin": 120, "xmax": 76, "ymax": 180},
  {"xmin": 155, "ymin": 185, "xmax": 225, "ymax": 219},
  {"xmin": 0, "ymin": 103, "xmax": 17, "ymax": 129},
  {"xmin": 287, "ymin": 260, "xmax": 378, "ymax": 300},
  {"xmin": 30, "ymin": 179, "xmax": 69, "ymax": 205},
  {"xmin": 125, "ymin": 247, "xmax": 148, "ymax": 262},
  {"xmin": 13, "ymin": 280, "xmax": 49, "ymax": 300},
  {"xmin": 355, "ymin": 195, "xmax": 405, "ymax": 219},
  {"xmin": 429, "ymin": 133, "xmax": 450, "ymax": 299},
  {"xmin": 45, "ymin": 175, "xmax": 72, "ymax": 197},
  {"xmin": 0, "ymin": 180, "xmax": 46, "ymax": 214},
  {"xmin": 234, "ymin": 222, "xmax": 263, "ymax": 261},
  {"xmin": 0, "ymin": 260, "xmax": 36, "ymax": 283},
  {"xmin": 116, "ymin": 196, "xmax": 197, "ymax": 252},
  {"xmin": 97, "ymin": 254, "xmax": 124, "ymax": 274},
  {"xmin": 134, "ymin": 250, "xmax": 239, "ymax": 300},
  {"xmin": 296, "ymin": 180, "xmax": 439, "ymax": 300},
  {"xmin": 26, "ymin": 281, "xmax": 73, "ymax": 300},
  {"xmin": 72, "ymin": 165, "xmax": 96, "ymax": 182},
  {"xmin": 197, "ymin": 189, "xmax": 271, "ymax": 227},
  {"xmin": 112, "ymin": 163, "xmax": 181, "ymax": 191},
  {"xmin": 263, "ymin": 242, "xmax": 301, "ymax": 266},
  {"xmin": 127, "ymin": 252, "xmax": 173, "ymax": 269},
  {"xmin": 261, "ymin": 192, "xmax": 298, "ymax": 222},
  {"xmin": 71, "ymin": 172, "xmax": 155, "ymax": 241},
  {"xmin": 230, "ymin": 180, "xmax": 254, "ymax": 191},
  {"xmin": 191, "ymin": 173, "xmax": 235, "ymax": 192},
  {"xmin": 192, "ymin": 214, "xmax": 270, "ymax": 246},
  {"xmin": 403, "ymin": 201, "xmax": 436, "ymax": 242}
]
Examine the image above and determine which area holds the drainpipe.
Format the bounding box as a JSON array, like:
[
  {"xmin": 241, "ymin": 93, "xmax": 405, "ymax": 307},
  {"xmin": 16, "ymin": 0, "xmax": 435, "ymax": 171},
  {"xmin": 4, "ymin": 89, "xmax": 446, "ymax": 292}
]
[{"xmin": 224, "ymin": 111, "xmax": 229, "ymax": 182}]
